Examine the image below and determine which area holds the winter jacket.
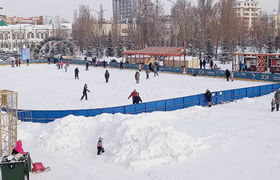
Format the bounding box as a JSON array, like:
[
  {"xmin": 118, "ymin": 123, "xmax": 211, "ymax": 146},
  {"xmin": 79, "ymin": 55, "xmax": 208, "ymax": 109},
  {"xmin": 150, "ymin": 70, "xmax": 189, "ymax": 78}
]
[
  {"xmin": 75, "ymin": 68, "xmax": 79, "ymax": 75},
  {"xmin": 135, "ymin": 72, "xmax": 140, "ymax": 80},
  {"xmin": 97, "ymin": 137, "xmax": 104, "ymax": 149},
  {"xmin": 225, "ymin": 70, "xmax": 230, "ymax": 77},
  {"xmin": 105, "ymin": 71, "xmax": 110, "ymax": 79},
  {"xmin": 210, "ymin": 61, "xmax": 213, "ymax": 67},
  {"xmin": 83, "ymin": 85, "xmax": 89, "ymax": 95},
  {"xmin": 205, "ymin": 91, "xmax": 212, "ymax": 102},
  {"xmin": 274, "ymin": 90, "xmax": 280, "ymax": 104},
  {"xmin": 12, "ymin": 140, "xmax": 26, "ymax": 155},
  {"xmin": 128, "ymin": 91, "xmax": 138, "ymax": 100},
  {"xmin": 133, "ymin": 96, "xmax": 142, "ymax": 104}
]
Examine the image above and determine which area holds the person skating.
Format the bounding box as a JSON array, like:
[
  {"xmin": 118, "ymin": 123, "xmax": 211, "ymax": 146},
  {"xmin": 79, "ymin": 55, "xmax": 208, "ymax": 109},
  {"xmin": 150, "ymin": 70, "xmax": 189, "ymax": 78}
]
[
  {"xmin": 146, "ymin": 69, "xmax": 149, "ymax": 79},
  {"xmin": 75, "ymin": 67, "xmax": 79, "ymax": 79},
  {"xmin": 26, "ymin": 58, "xmax": 29, "ymax": 66},
  {"xmin": 205, "ymin": 89, "xmax": 212, "ymax": 107},
  {"xmin": 85, "ymin": 60, "xmax": 89, "ymax": 71},
  {"xmin": 120, "ymin": 61, "xmax": 123, "ymax": 70},
  {"xmin": 203, "ymin": 59, "xmax": 206, "ymax": 69},
  {"xmin": 103, "ymin": 60, "xmax": 106, "ymax": 68},
  {"xmin": 97, "ymin": 137, "xmax": 105, "ymax": 155},
  {"xmin": 274, "ymin": 89, "xmax": 280, "ymax": 111},
  {"xmin": 60, "ymin": 60, "xmax": 64, "ymax": 69},
  {"xmin": 133, "ymin": 93, "xmax": 142, "ymax": 104},
  {"xmin": 64, "ymin": 63, "xmax": 68, "ymax": 72},
  {"xmin": 210, "ymin": 60, "xmax": 213, "ymax": 69},
  {"xmin": 153, "ymin": 63, "xmax": 159, "ymax": 76},
  {"xmin": 105, "ymin": 70, "xmax": 110, "ymax": 83},
  {"xmin": 271, "ymin": 98, "xmax": 276, "ymax": 112},
  {"xmin": 135, "ymin": 70, "xmax": 140, "ymax": 83},
  {"xmin": 230, "ymin": 70, "xmax": 234, "ymax": 81},
  {"xmin": 128, "ymin": 89, "xmax": 138, "ymax": 103},
  {"xmin": 81, "ymin": 83, "xmax": 90, "ymax": 100},
  {"xmin": 225, "ymin": 69, "xmax": 230, "ymax": 81}
]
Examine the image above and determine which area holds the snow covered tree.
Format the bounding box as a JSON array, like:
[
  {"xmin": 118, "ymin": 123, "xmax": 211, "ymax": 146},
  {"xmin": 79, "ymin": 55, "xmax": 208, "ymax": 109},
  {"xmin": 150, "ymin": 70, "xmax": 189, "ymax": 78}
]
[
  {"xmin": 127, "ymin": 39, "xmax": 135, "ymax": 50},
  {"xmin": 149, "ymin": 37, "xmax": 156, "ymax": 47},
  {"xmin": 161, "ymin": 38, "xmax": 165, "ymax": 47},
  {"xmin": 267, "ymin": 36, "xmax": 275, "ymax": 54},
  {"xmin": 203, "ymin": 38, "xmax": 214, "ymax": 63},
  {"xmin": 105, "ymin": 31, "xmax": 115, "ymax": 57},
  {"xmin": 86, "ymin": 40, "xmax": 93, "ymax": 57},
  {"xmin": 187, "ymin": 38, "xmax": 197, "ymax": 57},
  {"xmin": 220, "ymin": 39, "xmax": 231, "ymax": 64},
  {"xmin": 116, "ymin": 38, "xmax": 124, "ymax": 58}
]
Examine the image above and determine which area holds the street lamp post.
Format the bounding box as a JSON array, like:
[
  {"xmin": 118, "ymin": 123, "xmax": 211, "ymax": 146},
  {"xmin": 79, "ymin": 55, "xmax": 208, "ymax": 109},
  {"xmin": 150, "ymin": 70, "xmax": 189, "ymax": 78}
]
[
  {"xmin": 90, "ymin": 8, "xmax": 107, "ymax": 61},
  {"xmin": 167, "ymin": 0, "xmax": 178, "ymax": 47}
]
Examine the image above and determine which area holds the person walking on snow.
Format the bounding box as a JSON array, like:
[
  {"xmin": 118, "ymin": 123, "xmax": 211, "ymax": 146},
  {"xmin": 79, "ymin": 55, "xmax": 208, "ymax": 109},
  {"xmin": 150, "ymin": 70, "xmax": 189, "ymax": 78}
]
[
  {"xmin": 135, "ymin": 70, "xmax": 140, "ymax": 83},
  {"xmin": 153, "ymin": 62, "xmax": 159, "ymax": 76},
  {"xmin": 271, "ymin": 98, "xmax": 276, "ymax": 112},
  {"xmin": 64, "ymin": 63, "xmax": 68, "ymax": 72},
  {"xmin": 203, "ymin": 59, "xmax": 206, "ymax": 69},
  {"xmin": 120, "ymin": 61, "xmax": 123, "ymax": 70},
  {"xmin": 81, "ymin": 83, "xmax": 90, "ymax": 100},
  {"xmin": 60, "ymin": 60, "xmax": 64, "ymax": 69},
  {"xmin": 97, "ymin": 137, "xmax": 105, "ymax": 155},
  {"xmin": 75, "ymin": 67, "xmax": 79, "ymax": 79},
  {"xmin": 85, "ymin": 60, "xmax": 89, "ymax": 71},
  {"xmin": 230, "ymin": 70, "xmax": 234, "ymax": 81},
  {"xmin": 274, "ymin": 89, "xmax": 280, "ymax": 111},
  {"xmin": 205, "ymin": 89, "xmax": 212, "ymax": 107},
  {"xmin": 225, "ymin": 69, "xmax": 230, "ymax": 81},
  {"xmin": 128, "ymin": 89, "xmax": 138, "ymax": 103},
  {"xmin": 105, "ymin": 70, "xmax": 110, "ymax": 83}
]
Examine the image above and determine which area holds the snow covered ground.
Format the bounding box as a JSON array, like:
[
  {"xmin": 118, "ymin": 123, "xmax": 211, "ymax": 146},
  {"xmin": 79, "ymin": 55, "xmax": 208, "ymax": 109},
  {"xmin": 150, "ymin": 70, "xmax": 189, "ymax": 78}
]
[{"xmin": 0, "ymin": 63, "xmax": 280, "ymax": 180}]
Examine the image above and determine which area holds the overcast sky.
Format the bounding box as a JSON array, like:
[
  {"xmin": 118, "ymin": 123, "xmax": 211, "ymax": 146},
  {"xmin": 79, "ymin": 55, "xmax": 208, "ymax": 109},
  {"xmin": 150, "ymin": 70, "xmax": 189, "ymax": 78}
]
[{"xmin": 3, "ymin": 0, "xmax": 277, "ymax": 22}]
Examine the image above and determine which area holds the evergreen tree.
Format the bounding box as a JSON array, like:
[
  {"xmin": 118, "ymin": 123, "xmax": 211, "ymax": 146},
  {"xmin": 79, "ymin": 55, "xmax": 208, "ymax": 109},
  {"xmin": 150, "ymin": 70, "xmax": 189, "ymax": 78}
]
[
  {"xmin": 105, "ymin": 31, "xmax": 115, "ymax": 57},
  {"xmin": 161, "ymin": 38, "xmax": 165, "ymax": 47},
  {"xmin": 203, "ymin": 38, "xmax": 214, "ymax": 63},
  {"xmin": 220, "ymin": 39, "xmax": 231, "ymax": 64},
  {"xmin": 150, "ymin": 37, "xmax": 156, "ymax": 47},
  {"xmin": 86, "ymin": 40, "xmax": 93, "ymax": 57},
  {"xmin": 127, "ymin": 39, "xmax": 135, "ymax": 50},
  {"xmin": 116, "ymin": 38, "xmax": 124, "ymax": 58},
  {"xmin": 187, "ymin": 38, "xmax": 197, "ymax": 57}
]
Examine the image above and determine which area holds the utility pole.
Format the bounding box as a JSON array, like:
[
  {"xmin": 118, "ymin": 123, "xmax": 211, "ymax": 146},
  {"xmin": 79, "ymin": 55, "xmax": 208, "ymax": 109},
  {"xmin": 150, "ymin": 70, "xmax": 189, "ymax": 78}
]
[
  {"xmin": 91, "ymin": 5, "xmax": 107, "ymax": 61},
  {"xmin": 167, "ymin": 0, "xmax": 178, "ymax": 47}
]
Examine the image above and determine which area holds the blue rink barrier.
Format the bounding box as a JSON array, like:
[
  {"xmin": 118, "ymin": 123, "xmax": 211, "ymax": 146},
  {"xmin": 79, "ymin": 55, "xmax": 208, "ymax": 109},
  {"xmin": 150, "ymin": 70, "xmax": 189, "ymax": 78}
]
[{"xmin": 17, "ymin": 83, "xmax": 280, "ymax": 123}]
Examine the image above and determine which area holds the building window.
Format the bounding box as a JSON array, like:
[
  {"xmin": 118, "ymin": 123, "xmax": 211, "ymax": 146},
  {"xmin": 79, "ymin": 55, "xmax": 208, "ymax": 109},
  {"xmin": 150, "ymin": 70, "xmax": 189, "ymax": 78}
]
[{"xmin": 41, "ymin": 33, "xmax": 44, "ymax": 39}]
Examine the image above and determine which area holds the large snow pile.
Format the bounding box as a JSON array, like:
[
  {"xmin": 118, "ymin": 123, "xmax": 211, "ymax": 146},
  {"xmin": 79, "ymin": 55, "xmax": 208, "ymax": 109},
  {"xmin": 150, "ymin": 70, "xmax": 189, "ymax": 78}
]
[{"xmin": 19, "ymin": 112, "xmax": 206, "ymax": 170}]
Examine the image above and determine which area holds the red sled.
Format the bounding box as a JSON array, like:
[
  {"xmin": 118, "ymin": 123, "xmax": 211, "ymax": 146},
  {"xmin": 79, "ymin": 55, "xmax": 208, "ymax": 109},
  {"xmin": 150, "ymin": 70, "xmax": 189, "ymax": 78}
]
[{"xmin": 32, "ymin": 162, "xmax": 50, "ymax": 173}]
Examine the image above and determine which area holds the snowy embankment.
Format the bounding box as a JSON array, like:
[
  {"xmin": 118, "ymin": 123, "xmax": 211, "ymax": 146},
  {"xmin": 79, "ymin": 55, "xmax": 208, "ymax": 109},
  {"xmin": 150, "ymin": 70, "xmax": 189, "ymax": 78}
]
[{"xmin": 16, "ymin": 93, "xmax": 280, "ymax": 180}]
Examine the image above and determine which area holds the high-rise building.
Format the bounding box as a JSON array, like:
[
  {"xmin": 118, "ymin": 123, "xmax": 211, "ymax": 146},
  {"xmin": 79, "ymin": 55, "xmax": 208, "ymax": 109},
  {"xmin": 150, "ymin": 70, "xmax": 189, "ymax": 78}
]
[
  {"xmin": 0, "ymin": 0, "xmax": 3, "ymax": 17},
  {"xmin": 112, "ymin": 0, "xmax": 138, "ymax": 22},
  {"xmin": 234, "ymin": 0, "xmax": 261, "ymax": 29}
]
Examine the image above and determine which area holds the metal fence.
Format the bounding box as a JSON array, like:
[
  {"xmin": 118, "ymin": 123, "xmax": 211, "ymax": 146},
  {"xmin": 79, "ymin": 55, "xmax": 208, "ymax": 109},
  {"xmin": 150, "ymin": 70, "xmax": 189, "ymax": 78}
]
[{"xmin": 17, "ymin": 83, "xmax": 280, "ymax": 123}]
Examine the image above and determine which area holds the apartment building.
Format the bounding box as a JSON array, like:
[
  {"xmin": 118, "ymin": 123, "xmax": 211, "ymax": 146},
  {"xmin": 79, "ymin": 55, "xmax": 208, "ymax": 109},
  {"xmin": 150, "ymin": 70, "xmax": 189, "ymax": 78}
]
[
  {"xmin": 112, "ymin": 0, "xmax": 138, "ymax": 22},
  {"xmin": 234, "ymin": 0, "xmax": 261, "ymax": 29}
]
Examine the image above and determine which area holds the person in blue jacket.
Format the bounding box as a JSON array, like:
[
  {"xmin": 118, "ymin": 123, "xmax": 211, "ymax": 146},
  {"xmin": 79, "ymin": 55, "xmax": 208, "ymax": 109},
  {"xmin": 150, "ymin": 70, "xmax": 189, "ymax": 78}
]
[
  {"xmin": 205, "ymin": 89, "xmax": 212, "ymax": 107},
  {"xmin": 105, "ymin": 70, "xmax": 110, "ymax": 83},
  {"xmin": 81, "ymin": 83, "xmax": 90, "ymax": 100}
]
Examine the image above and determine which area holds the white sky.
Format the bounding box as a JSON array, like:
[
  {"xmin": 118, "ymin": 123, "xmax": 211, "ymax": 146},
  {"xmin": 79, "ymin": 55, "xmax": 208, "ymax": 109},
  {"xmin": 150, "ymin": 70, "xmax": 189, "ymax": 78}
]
[{"xmin": 2, "ymin": 0, "xmax": 277, "ymax": 22}]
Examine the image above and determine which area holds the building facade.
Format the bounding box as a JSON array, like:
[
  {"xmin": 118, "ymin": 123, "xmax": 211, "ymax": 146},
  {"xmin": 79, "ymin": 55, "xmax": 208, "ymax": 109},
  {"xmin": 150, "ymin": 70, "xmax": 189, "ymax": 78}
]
[
  {"xmin": 3, "ymin": 16, "xmax": 44, "ymax": 25},
  {"xmin": 112, "ymin": 0, "xmax": 138, "ymax": 21},
  {"xmin": 234, "ymin": 0, "xmax": 261, "ymax": 29}
]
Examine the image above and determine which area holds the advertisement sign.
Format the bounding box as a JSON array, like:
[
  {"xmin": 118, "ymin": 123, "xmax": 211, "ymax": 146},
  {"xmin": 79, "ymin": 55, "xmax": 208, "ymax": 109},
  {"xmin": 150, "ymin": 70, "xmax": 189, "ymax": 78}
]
[{"xmin": 21, "ymin": 48, "xmax": 31, "ymax": 60}]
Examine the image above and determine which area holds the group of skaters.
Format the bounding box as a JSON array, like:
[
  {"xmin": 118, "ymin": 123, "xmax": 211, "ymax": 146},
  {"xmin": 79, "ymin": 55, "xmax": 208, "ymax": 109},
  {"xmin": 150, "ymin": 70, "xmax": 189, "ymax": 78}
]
[
  {"xmin": 11, "ymin": 59, "xmax": 21, "ymax": 67},
  {"xmin": 133, "ymin": 62, "xmax": 159, "ymax": 84},
  {"xmin": 56, "ymin": 60, "xmax": 70, "ymax": 72}
]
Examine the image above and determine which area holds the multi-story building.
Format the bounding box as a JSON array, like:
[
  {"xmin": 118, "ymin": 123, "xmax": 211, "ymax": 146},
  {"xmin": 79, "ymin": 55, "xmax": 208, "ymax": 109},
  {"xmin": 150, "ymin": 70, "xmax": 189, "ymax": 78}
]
[
  {"xmin": 112, "ymin": 0, "xmax": 138, "ymax": 23},
  {"xmin": 3, "ymin": 16, "xmax": 44, "ymax": 25},
  {"xmin": 234, "ymin": 0, "xmax": 261, "ymax": 29}
]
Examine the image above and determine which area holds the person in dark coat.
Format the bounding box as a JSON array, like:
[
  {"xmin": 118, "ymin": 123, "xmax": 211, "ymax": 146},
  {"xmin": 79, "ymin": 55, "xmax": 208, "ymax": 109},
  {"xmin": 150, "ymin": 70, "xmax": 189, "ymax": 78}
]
[
  {"xmin": 26, "ymin": 59, "xmax": 29, "ymax": 66},
  {"xmin": 105, "ymin": 70, "xmax": 110, "ymax": 83},
  {"xmin": 210, "ymin": 60, "xmax": 213, "ymax": 69},
  {"xmin": 103, "ymin": 60, "xmax": 106, "ymax": 68},
  {"xmin": 48, "ymin": 57, "xmax": 51, "ymax": 65},
  {"xmin": 225, "ymin": 69, "xmax": 230, "ymax": 81},
  {"xmin": 149, "ymin": 62, "xmax": 152, "ymax": 71},
  {"xmin": 81, "ymin": 83, "xmax": 90, "ymax": 100},
  {"xmin": 200, "ymin": 60, "xmax": 202, "ymax": 69},
  {"xmin": 274, "ymin": 89, "xmax": 280, "ymax": 111},
  {"xmin": 75, "ymin": 67, "xmax": 79, "ymax": 79},
  {"xmin": 203, "ymin": 59, "xmax": 206, "ymax": 69},
  {"xmin": 133, "ymin": 93, "xmax": 142, "ymax": 104},
  {"xmin": 120, "ymin": 61, "xmax": 123, "ymax": 70},
  {"xmin": 205, "ymin": 89, "xmax": 212, "ymax": 107},
  {"xmin": 85, "ymin": 60, "xmax": 89, "ymax": 71}
]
